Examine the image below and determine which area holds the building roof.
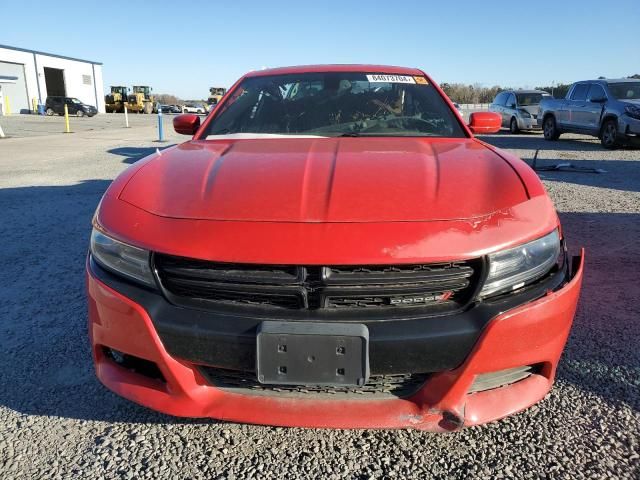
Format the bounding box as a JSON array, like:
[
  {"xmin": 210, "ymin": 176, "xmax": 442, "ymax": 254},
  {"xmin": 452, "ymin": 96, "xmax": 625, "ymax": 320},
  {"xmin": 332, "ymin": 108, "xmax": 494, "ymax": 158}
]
[{"xmin": 0, "ymin": 44, "xmax": 102, "ymax": 65}]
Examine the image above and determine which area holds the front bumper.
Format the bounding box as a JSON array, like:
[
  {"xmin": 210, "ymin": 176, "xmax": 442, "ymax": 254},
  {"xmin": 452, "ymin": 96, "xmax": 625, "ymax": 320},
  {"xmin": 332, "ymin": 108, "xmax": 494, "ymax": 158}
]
[
  {"xmin": 87, "ymin": 251, "xmax": 584, "ymax": 430},
  {"xmin": 620, "ymin": 114, "xmax": 640, "ymax": 138},
  {"xmin": 518, "ymin": 116, "xmax": 541, "ymax": 130}
]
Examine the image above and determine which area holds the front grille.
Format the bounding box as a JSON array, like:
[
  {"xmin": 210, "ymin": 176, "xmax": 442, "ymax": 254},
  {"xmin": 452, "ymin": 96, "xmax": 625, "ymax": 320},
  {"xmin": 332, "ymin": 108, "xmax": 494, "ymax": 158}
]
[
  {"xmin": 199, "ymin": 366, "xmax": 429, "ymax": 398},
  {"xmin": 154, "ymin": 254, "xmax": 481, "ymax": 314}
]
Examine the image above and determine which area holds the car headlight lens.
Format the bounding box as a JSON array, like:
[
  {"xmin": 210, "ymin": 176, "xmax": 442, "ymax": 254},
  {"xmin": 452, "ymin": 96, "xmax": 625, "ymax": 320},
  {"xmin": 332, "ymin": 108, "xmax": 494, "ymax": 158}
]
[
  {"xmin": 624, "ymin": 105, "xmax": 640, "ymax": 120},
  {"xmin": 517, "ymin": 109, "xmax": 532, "ymax": 118},
  {"xmin": 479, "ymin": 230, "xmax": 561, "ymax": 298},
  {"xmin": 90, "ymin": 228, "xmax": 155, "ymax": 287}
]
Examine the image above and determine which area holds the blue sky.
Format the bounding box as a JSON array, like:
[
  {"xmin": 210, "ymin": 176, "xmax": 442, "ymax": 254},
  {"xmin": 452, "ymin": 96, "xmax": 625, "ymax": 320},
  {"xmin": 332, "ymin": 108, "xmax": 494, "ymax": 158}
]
[{"xmin": 3, "ymin": 0, "xmax": 639, "ymax": 98}]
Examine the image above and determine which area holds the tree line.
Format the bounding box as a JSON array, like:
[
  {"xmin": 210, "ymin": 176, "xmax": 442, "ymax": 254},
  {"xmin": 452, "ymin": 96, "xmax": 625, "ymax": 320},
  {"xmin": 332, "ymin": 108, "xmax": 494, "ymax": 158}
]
[{"xmin": 441, "ymin": 74, "xmax": 640, "ymax": 104}]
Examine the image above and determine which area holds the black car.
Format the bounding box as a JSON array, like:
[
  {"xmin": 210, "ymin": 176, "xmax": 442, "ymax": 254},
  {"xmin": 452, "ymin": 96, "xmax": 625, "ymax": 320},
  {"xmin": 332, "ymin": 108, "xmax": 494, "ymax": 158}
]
[
  {"xmin": 45, "ymin": 96, "xmax": 98, "ymax": 117},
  {"xmin": 159, "ymin": 104, "xmax": 181, "ymax": 113}
]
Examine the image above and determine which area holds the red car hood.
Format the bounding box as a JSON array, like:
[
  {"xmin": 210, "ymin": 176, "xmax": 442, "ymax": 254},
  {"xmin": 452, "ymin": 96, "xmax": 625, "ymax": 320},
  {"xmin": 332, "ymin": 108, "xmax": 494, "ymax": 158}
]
[{"xmin": 119, "ymin": 137, "xmax": 528, "ymax": 223}]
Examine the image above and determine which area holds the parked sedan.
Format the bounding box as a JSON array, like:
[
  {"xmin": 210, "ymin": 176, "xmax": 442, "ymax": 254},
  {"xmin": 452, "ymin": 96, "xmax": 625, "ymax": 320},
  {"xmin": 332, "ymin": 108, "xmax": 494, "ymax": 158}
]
[
  {"xmin": 45, "ymin": 96, "xmax": 97, "ymax": 117},
  {"xmin": 490, "ymin": 90, "xmax": 550, "ymax": 133},
  {"xmin": 87, "ymin": 65, "xmax": 583, "ymax": 430},
  {"xmin": 159, "ymin": 104, "xmax": 181, "ymax": 114},
  {"xmin": 182, "ymin": 104, "xmax": 205, "ymax": 114}
]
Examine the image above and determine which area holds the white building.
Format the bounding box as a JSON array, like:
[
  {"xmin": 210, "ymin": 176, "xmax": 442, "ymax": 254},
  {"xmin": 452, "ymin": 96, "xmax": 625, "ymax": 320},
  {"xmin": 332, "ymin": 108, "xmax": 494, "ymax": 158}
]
[{"xmin": 0, "ymin": 44, "xmax": 104, "ymax": 115}]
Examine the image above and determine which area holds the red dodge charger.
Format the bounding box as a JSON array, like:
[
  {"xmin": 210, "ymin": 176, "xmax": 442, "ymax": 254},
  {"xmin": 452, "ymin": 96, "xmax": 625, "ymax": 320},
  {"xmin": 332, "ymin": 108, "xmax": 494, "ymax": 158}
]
[{"xmin": 87, "ymin": 65, "xmax": 584, "ymax": 430}]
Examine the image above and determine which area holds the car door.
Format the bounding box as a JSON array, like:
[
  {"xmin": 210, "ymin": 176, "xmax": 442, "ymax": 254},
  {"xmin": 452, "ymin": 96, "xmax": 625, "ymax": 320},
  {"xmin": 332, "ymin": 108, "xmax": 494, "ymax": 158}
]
[
  {"xmin": 52, "ymin": 97, "xmax": 64, "ymax": 114},
  {"xmin": 584, "ymin": 84, "xmax": 607, "ymax": 133},
  {"xmin": 65, "ymin": 98, "xmax": 78, "ymax": 115},
  {"xmin": 565, "ymin": 83, "xmax": 589, "ymax": 130},
  {"xmin": 503, "ymin": 93, "xmax": 516, "ymax": 126},
  {"xmin": 489, "ymin": 92, "xmax": 506, "ymax": 126}
]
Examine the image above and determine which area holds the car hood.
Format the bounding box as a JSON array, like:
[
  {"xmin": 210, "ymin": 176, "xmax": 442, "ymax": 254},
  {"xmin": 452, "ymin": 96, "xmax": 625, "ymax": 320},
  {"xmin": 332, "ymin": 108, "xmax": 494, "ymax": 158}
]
[
  {"xmin": 621, "ymin": 99, "xmax": 640, "ymax": 107},
  {"xmin": 519, "ymin": 105, "xmax": 540, "ymax": 115},
  {"xmin": 119, "ymin": 137, "xmax": 529, "ymax": 223}
]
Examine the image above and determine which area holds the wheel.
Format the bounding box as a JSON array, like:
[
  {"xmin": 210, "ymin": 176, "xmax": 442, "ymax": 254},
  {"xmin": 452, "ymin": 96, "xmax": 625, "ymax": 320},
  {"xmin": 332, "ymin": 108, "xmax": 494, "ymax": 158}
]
[
  {"xmin": 543, "ymin": 115, "xmax": 560, "ymax": 141},
  {"xmin": 197, "ymin": 109, "xmax": 203, "ymax": 114},
  {"xmin": 509, "ymin": 117, "xmax": 519, "ymax": 134},
  {"xmin": 46, "ymin": 108, "xmax": 55, "ymax": 116},
  {"xmin": 76, "ymin": 110, "xmax": 85, "ymax": 117},
  {"xmin": 600, "ymin": 119, "xmax": 619, "ymax": 149}
]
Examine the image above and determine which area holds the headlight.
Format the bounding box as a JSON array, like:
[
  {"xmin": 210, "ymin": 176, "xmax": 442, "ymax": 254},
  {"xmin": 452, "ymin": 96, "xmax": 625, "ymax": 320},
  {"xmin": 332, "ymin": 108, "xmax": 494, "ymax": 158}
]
[
  {"xmin": 624, "ymin": 105, "xmax": 640, "ymax": 120},
  {"xmin": 90, "ymin": 228, "xmax": 155, "ymax": 287},
  {"xmin": 479, "ymin": 230, "xmax": 561, "ymax": 298},
  {"xmin": 517, "ymin": 109, "xmax": 532, "ymax": 118}
]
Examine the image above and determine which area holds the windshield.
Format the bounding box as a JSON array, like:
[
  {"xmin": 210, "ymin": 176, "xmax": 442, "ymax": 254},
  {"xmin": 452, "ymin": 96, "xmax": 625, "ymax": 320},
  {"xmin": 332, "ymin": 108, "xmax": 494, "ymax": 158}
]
[
  {"xmin": 608, "ymin": 82, "xmax": 640, "ymax": 100},
  {"xmin": 203, "ymin": 72, "xmax": 465, "ymax": 138},
  {"xmin": 516, "ymin": 93, "xmax": 547, "ymax": 106},
  {"xmin": 69, "ymin": 98, "xmax": 82, "ymax": 104}
]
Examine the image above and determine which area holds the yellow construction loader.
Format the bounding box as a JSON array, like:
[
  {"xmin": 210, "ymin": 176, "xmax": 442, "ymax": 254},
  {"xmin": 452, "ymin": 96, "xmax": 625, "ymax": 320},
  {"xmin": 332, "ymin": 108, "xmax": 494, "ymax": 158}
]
[
  {"xmin": 129, "ymin": 86, "xmax": 155, "ymax": 114},
  {"xmin": 205, "ymin": 87, "xmax": 227, "ymax": 112},
  {"xmin": 104, "ymin": 86, "xmax": 129, "ymax": 113}
]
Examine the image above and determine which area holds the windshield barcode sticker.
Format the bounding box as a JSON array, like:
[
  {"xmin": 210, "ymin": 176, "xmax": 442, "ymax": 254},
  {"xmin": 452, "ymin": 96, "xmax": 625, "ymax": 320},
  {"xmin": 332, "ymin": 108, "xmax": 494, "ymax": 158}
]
[{"xmin": 366, "ymin": 74, "xmax": 416, "ymax": 84}]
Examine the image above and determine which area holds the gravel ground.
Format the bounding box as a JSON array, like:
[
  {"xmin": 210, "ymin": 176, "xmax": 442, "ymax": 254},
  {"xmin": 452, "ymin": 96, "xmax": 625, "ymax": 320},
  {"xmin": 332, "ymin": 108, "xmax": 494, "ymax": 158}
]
[{"xmin": 0, "ymin": 117, "xmax": 638, "ymax": 479}]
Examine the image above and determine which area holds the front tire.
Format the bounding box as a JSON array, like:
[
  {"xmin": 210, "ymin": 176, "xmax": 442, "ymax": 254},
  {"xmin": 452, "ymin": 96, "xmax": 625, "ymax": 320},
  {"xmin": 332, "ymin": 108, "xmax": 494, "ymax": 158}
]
[
  {"xmin": 543, "ymin": 115, "xmax": 561, "ymax": 141},
  {"xmin": 46, "ymin": 108, "xmax": 55, "ymax": 116},
  {"xmin": 510, "ymin": 117, "xmax": 520, "ymax": 134},
  {"xmin": 600, "ymin": 119, "xmax": 619, "ymax": 149}
]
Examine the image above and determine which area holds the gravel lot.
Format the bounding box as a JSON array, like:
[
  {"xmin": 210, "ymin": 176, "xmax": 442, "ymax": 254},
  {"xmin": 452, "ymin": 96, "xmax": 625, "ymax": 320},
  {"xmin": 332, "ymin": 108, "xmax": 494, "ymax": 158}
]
[{"xmin": 0, "ymin": 116, "xmax": 638, "ymax": 479}]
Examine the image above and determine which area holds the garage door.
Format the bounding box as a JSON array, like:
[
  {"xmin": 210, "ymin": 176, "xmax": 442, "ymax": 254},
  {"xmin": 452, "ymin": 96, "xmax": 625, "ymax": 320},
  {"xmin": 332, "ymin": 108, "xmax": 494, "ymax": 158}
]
[{"xmin": 0, "ymin": 61, "xmax": 30, "ymax": 114}]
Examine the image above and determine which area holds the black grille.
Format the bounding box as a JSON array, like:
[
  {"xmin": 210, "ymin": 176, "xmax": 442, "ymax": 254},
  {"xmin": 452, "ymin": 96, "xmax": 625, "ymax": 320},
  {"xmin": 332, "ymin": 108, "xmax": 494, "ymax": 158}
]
[
  {"xmin": 199, "ymin": 366, "xmax": 429, "ymax": 398},
  {"xmin": 154, "ymin": 254, "xmax": 481, "ymax": 313}
]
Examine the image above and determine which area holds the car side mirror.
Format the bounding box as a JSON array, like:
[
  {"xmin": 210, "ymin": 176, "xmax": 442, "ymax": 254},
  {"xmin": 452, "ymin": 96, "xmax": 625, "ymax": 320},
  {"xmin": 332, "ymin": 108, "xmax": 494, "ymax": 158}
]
[
  {"xmin": 507, "ymin": 102, "xmax": 516, "ymax": 108},
  {"xmin": 589, "ymin": 96, "xmax": 607, "ymax": 103},
  {"xmin": 173, "ymin": 114, "xmax": 200, "ymax": 135},
  {"xmin": 468, "ymin": 112, "xmax": 501, "ymax": 134}
]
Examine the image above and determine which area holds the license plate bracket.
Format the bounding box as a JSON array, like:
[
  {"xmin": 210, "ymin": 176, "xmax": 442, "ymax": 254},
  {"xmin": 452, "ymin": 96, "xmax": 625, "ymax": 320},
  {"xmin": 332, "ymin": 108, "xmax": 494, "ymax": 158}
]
[{"xmin": 256, "ymin": 321, "xmax": 369, "ymax": 387}]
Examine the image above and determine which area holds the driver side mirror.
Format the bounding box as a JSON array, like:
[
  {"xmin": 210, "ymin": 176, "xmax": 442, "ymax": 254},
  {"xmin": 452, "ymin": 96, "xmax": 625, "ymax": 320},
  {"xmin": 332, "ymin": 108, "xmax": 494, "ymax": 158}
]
[
  {"xmin": 468, "ymin": 112, "xmax": 501, "ymax": 134},
  {"xmin": 589, "ymin": 96, "xmax": 607, "ymax": 103},
  {"xmin": 173, "ymin": 114, "xmax": 201, "ymax": 135}
]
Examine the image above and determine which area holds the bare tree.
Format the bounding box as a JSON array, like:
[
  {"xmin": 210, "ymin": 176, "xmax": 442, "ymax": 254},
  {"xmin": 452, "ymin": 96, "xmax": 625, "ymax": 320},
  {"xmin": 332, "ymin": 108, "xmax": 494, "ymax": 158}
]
[{"xmin": 155, "ymin": 94, "xmax": 181, "ymax": 105}]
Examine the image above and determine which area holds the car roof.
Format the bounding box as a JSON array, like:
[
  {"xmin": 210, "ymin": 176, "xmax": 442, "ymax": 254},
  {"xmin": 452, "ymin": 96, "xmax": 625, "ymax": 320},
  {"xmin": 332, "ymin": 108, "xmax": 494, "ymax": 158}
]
[
  {"xmin": 604, "ymin": 78, "xmax": 640, "ymax": 84},
  {"xmin": 508, "ymin": 89, "xmax": 549, "ymax": 94},
  {"xmin": 245, "ymin": 64, "xmax": 425, "ymax": 78},
  {"xmin": 575, "ymin": 78, "xmax": 638, "ymax": 84}
]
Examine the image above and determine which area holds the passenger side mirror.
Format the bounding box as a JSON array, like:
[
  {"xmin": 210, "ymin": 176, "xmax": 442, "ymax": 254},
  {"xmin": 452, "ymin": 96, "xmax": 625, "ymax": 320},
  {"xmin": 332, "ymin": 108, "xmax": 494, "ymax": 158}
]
[
  {"xmin": 173, "ymin": 114, "xmax": 201, "ymax": 135},
  {"xmin": 507, "ymin": 102, "xmax": 516, "ymax": 109},
  {"xmin": 468, "ymin": 112, "xmax": 501, "ymax": 134},
  {"xmin": 589, "ymin": 96, "xmax": 607, "ymax": 103}
]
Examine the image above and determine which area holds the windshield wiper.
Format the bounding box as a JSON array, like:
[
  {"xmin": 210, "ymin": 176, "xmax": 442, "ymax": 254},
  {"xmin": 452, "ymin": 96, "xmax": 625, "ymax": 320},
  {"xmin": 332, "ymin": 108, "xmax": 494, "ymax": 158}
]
[{"xmin": 338, "ymin": 132, "xmax": 361, "ymax": 137}]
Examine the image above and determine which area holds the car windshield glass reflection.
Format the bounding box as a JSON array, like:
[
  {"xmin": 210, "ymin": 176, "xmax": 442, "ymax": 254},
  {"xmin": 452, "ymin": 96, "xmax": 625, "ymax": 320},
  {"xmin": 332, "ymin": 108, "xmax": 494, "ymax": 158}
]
[{"xmin": 204, "ymin": 72, "xmax": 465, "ymax": 138}]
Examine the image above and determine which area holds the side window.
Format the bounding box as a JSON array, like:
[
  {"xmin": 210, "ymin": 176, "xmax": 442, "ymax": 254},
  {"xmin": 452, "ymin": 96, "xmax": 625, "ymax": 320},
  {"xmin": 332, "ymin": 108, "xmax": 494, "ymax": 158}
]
[
  {"xmin": 505, "ymin": 93, "xmax": 516, "ymax": 108},
  {"xmin": 571, "ymin": 84, "xmax": 589, "ymax": 101},
  {"xmin": 587, "ymin": 84, "xmax": 606, "ymax": 101},
  {"xmin": 493, "ymin": 92, "xmax": 505, "ymax": 106}
]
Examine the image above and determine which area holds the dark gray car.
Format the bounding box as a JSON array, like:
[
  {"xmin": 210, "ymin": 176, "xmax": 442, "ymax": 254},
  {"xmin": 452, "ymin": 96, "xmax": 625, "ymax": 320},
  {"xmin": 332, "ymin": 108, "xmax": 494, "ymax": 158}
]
[
  {"xmin": 490, "ymin": 90, "xmax": 550, "ymax": 134},
  {"xmin": 538, "ymin": 78, "xmax": 640, "ymax": 149}
]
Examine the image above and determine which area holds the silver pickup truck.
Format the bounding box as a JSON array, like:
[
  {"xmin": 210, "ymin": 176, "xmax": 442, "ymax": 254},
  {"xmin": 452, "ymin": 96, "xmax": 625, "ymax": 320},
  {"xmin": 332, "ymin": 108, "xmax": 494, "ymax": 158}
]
[{"xmin": 538, "ymin": 78, "xmax": 640, "ymax": 149}]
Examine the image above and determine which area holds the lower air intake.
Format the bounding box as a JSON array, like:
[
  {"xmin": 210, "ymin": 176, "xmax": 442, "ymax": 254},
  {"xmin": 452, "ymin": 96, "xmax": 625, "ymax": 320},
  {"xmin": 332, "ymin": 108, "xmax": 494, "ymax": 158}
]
[
  {"xmin": 469, "ymin": 365, "xmax": 538, "ymax": 393},
  {"xmin": 199, "ymin": 366, "xmax": 429, "ymax": 399}
]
